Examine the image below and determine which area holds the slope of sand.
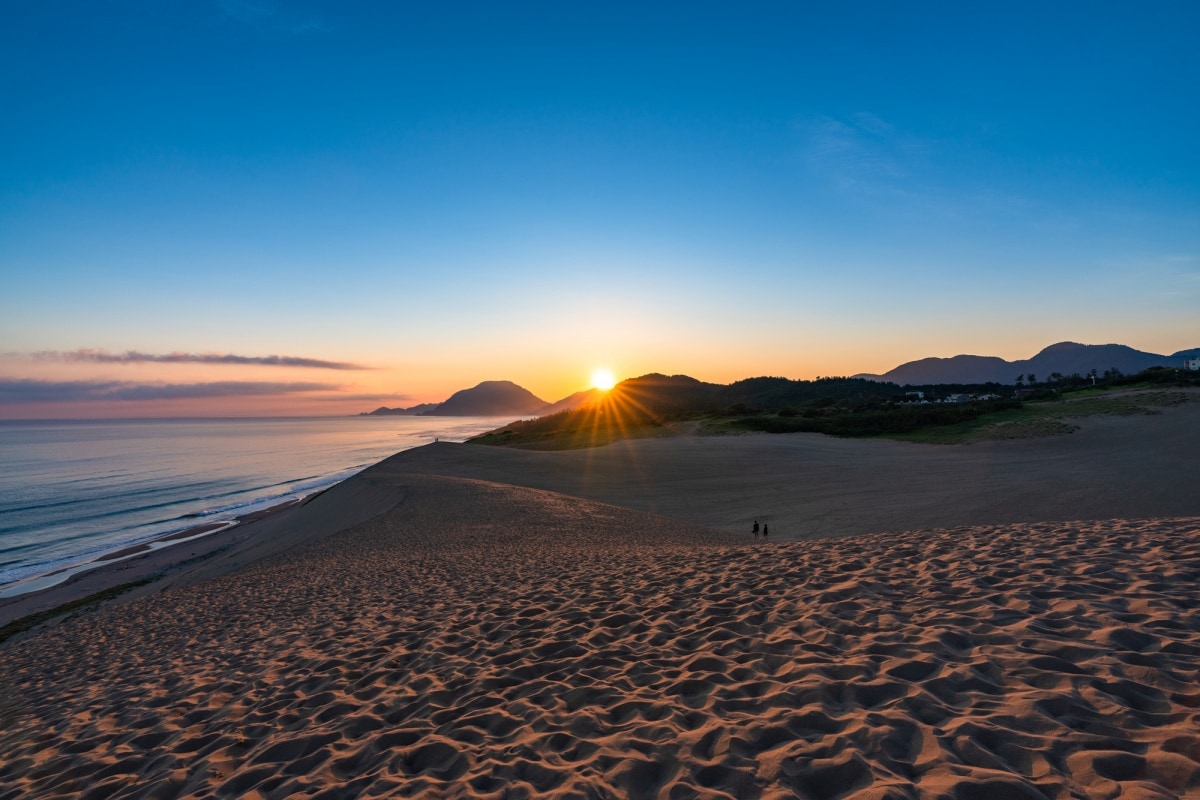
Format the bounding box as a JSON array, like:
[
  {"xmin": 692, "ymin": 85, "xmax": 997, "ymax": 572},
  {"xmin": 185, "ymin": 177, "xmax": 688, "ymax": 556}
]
[
  {"xmin": 372, "ymin": 394, "xmax": 1200, "ymax": 539},
  {"xmin": 2, "ymin": 474, "xmax": 1199, "ymax": 799}
]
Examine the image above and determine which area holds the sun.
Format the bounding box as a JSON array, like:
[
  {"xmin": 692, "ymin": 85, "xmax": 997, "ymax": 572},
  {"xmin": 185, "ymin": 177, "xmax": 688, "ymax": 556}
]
[{"xmin": 590, "ymin": 368, "xmax": 617, "ymax": 391}]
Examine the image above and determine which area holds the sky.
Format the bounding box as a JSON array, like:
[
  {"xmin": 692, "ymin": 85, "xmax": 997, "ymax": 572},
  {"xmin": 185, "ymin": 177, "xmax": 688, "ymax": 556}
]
[{"xmin": 1, "ymin": 1, "xmax": 1197, "ymax": 418}]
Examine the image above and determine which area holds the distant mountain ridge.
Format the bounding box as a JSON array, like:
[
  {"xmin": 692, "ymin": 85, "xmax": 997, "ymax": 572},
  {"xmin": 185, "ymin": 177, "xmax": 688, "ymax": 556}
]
[
  {"xmin": 361, "ymin": 402, "xmax": 439, "ymax": 416},
  {"xmin": 364, "ymin": 341, "xmax": 1199, "ymax": 418},
  {"xmin": 423, "ymin": 380, "xmax": 548, "ymax": 417},
  {"xmin": 362, "ymin": 381, "xmax": 598, "ymax": 418},
  {"xmin": 856, "ymin": 342, "xmax": 1198, "ymax": 386}
]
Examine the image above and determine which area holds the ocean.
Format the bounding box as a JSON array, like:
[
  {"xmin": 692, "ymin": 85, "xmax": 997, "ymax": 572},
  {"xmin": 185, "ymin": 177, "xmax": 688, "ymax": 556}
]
[{"xmin": 0, "ymin": 416, "xmax": 505, "ymax": 595}]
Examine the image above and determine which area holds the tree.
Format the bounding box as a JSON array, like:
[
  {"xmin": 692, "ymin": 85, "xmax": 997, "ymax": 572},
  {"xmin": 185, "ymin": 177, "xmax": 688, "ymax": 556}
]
[
  {"xmin": 1015, "ymin": 374, "xmax": 1025, "ymax": 386},
  {"xmin": 1027, "ymin": 373, "xmax": 1037, "ymax": 385}
]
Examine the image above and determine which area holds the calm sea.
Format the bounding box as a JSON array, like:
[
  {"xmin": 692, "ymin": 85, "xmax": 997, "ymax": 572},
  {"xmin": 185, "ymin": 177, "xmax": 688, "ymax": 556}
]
[{"xmin": 0, "ymin": 416, "xmax": 504, "ymax": 594}]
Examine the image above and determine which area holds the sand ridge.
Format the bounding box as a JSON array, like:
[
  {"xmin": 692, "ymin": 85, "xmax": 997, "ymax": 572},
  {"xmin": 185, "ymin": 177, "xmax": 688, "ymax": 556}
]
[{"xmin": 1, "ymin": 475, "xmax": 1198, "ymax": 798}]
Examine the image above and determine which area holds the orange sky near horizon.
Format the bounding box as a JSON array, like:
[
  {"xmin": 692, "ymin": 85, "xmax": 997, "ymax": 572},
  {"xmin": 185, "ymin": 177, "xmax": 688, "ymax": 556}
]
[{"xmin": 1, "ymin": 322, "xmax": 1195, "ymax": 419}]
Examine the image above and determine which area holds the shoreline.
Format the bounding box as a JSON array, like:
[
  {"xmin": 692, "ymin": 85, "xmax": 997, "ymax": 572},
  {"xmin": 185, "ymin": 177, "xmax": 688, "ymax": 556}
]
[
  {"xmin": 0, "ymin": 494, "xmax": 308, "ymax": 631},
  {"xmin": 0, "ymin": 414, "xmax": 508, "ymax": 613},
  {"xmin": 0, "ymin": 492, "xmax": 327, "ymax": 601}
]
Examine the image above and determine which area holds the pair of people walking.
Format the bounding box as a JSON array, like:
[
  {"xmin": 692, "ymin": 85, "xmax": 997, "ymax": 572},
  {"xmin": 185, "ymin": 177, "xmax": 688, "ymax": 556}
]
[{"xmin": 752, "ymin": 519, "xmax": 768, "ymax": 540}]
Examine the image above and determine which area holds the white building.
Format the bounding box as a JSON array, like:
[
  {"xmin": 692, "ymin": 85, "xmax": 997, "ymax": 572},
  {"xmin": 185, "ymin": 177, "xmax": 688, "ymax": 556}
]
[{"xmin": 1188, "ymin": 358, "xmax": 1200, "ymax": 371}]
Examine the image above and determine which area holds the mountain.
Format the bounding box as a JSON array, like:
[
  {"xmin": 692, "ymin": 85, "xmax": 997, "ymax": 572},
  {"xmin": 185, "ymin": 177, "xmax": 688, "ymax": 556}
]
[
  {"xmin": 359, "ymin": 382, "xmax": 602, "ymax": 418},
  {"xmin": 361, "ymin": 403, "xmax": 439, "ymax": 416},
  {"xmin": 857, "ymin": 355, "xmax": 1011, "ymax": 386},
  {"xmin": 1023, "ymin": 342, "xmax": 1171, "ymax": 379},
  {"xmin": 420, "ymin": 380, "xmax": 549, "ymax": 417},
  {"xmin": 606, "ymin": 374, "xmax": 725, "ymax": 416},
  {"xmin": 540, "ymin": 389, "xmax": 604, "ymax": 416},
  {"xmin": 858, "ymin": 342, "xmax": 1196, "ymax": 386}
]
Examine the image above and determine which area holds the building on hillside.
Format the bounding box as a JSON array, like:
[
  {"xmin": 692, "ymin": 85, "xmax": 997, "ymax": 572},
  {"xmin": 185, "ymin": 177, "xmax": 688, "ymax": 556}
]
[{"xmin": 1187, "ymin": 358, "xmax": 1200, "ymax": 371}]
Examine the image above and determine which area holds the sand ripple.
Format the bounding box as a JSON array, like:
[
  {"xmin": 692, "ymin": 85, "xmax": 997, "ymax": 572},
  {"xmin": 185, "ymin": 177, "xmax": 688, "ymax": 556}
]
[{"xmin": 1, "ymin": 476, "xmax": 1198, "ymax": 799}]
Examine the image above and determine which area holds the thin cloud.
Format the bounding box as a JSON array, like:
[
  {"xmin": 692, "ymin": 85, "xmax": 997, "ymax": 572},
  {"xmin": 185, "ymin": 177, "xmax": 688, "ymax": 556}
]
[
  {"xmin": 27, "ymin": 350, "xmax": 369, "ymax": 370},
  {"xmin": 798, "ymin": 113, "xmax": 1041, "ymax": 226},
  {"xmin": 0, "ymin": 379, "xmax": 338, "ymax": 404},
  {"xmin": 802, "ymin": 114, "xmax": 921, "ymax": 193}
]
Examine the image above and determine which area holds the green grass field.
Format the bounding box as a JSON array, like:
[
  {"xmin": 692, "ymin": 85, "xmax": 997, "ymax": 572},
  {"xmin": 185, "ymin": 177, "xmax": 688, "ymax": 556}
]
[{"xmin": 886, "ymin": 388, "xmax": 1195, "ymax": 444}]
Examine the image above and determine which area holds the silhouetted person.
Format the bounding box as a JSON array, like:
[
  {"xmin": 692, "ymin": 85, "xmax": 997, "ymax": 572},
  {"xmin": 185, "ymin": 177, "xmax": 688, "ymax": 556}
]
[
  {"xmin": 752, "ymin": 520, "xmax": 759, "ymax": 538},
  {"xmin": 763, "ymin": 524, "xmax": 769, "ymax": 540}
]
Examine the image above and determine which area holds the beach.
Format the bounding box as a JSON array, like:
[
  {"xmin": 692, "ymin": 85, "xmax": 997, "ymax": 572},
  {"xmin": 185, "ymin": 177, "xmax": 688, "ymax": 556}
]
[
  {"xmin": 0, "ymin": 415, "xmax": 507, "ymax": 594},
  {"xmin": 2, "ymin": 400, "xmax": 1199, "ymax": 798}
]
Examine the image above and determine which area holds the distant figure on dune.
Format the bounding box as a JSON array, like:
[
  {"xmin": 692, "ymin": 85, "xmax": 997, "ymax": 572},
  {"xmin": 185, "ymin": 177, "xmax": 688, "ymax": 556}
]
[
  {"xmin": 752, "ymin": 520, "xmax": 759, "ymax": 538},
  {"xmin": 763, "ymin": 524, "xmax": 769, "ymax": 540}
]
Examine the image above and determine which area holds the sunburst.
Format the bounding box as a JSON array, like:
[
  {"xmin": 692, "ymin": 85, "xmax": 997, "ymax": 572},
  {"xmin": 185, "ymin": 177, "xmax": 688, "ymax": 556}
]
[{"xmin": 590, "ymin": 368, "xmax": 617, "ymax": 391}]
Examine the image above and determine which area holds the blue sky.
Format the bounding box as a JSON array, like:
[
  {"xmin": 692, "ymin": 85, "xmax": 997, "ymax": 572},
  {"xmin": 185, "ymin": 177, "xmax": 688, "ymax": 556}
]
[{"xmin": 1, "ymin": 1, "xmax": 1197, "ymax": 416}]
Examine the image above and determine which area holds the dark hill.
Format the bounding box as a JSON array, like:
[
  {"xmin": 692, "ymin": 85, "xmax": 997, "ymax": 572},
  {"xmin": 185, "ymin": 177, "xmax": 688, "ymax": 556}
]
[
  {"xmin": 1024, "ymin": 342, "xmax": 1171, "ymax": 379},
  {"xmin": 863, "ymin": 355, "xmax": 1011, "ymax": 386},
  {"xmin": 594, "ymin": 373, "xmax": 900, "ymax": 418},
  {"xmin": 860, "ymin": 341, "xmax": 1195, "ymax": 385},
  {"xmin": 606, "ymin": 374, "xmax": 724, "ymax": 417},
  {"xmin": 362, "ymin": 403, "xmax": 439, "ymax": 416},
  {"xmin": 421, "ymin": 381, "xmax": 549, "ymax": 417}
]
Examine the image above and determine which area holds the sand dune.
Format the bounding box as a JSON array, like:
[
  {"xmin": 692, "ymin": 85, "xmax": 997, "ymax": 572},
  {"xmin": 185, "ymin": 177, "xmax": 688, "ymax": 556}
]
[
  {"xmin": 2, "ymin": 474, "xmax": 1198, "ymax": 798},
  {"xmin": 381, "ymin": 394, "xmax": 1200, "ymax": 539}
]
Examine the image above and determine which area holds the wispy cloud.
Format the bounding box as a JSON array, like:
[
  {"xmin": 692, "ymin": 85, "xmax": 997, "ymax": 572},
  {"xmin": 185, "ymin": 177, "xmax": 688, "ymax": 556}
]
[
  {"xmin": 797, "ymin": 113, "xmax": 1039, "ymax": 227},
  {"xmin": 801, "ymin": 113, "xmax": 927, "ymax": 195},
  {"xmin": 24, "ymin": 350, "xmax": 369, "ymax": 370},
  {"xmin": 0, "ymin": 379, "xmax": 337, "ymax": 404}
]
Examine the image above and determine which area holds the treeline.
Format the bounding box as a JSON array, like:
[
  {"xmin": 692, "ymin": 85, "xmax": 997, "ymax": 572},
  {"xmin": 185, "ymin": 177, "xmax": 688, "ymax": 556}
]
[
  {"xmin": 1011, "ymin": 365, "xmax": 1200, "ymax": 391},
  {"xmin": 1105, "ymin": 365, "xmax": 1200, "ymax": 388}
]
